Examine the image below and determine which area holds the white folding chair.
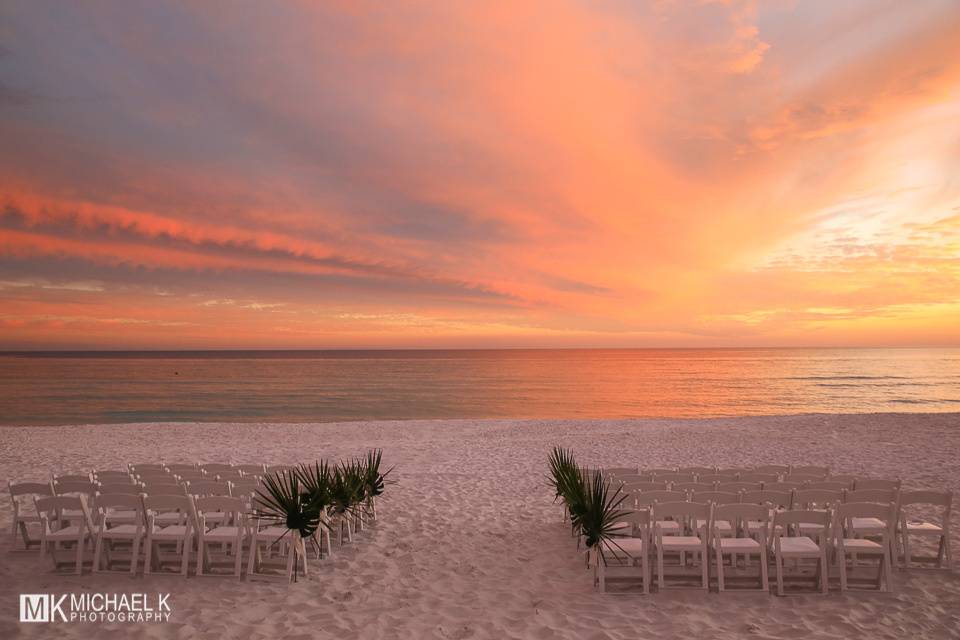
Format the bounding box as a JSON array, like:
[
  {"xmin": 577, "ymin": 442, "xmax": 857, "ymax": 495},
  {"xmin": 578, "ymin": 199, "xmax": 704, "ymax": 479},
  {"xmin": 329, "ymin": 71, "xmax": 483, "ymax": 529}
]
[
  {"xmin": 843, "ymin": 488, "xmax": 899, "ymax": 567},
  {"xmin": 94, "ymin": 470, "xmax": 136, "ymax": 484},
  {"xmin": 678, "ymin": 466, "xmax": 716, "ymax": 476},
  {"xmin": 790, "ymin": 465, "xmax": 829, "ymax": 478},
  {"xmin": 143, "ymin": 495, "xmax": 194, "ymax": 576},
  {"xmin": 770, "ymin": 510, "xmax": 830, "ymax": 595},
  {"xmin": 235, "ymin": 464, "xmax": 267, "ymax": 478},
  {"xmin": 717, "ymin": 482, "xmax": 761, "ymax": 494},
  {"xmin": 807, "ymin": 481, "xmax": 850, "ymax": 492},
  {"xmin": 754, "ymin": 465, "xmax": 789, "ymax": 476},
  {"xmin": 855, "ymin": 478, "xmax": 901, "ymax": 492},
  {"xmin": 605, "ymin": 466, "xmax": 639, "ymax": 476},
  {"xmin": 194, "ymin": 496, "xmax": 247, "ymax": 578},
  {"xmin": 52, "ymin": 472, "xmax": 93, "ymax": 484},
  {"xmin": 165, "ymin": 463, "xmax": 199, "ymax": 474},
  {"xmin": 636, "ymin": 490, "xmax": 687, "ymax": 538},
  {"xmin": 8, "ymin": 481, "xmax": 53, "ymax": 550},
  {"xmin": 690, "ymin": 491, "xmax": 739, "ymax": 538},
  {"xmin": 712, "ymin": 503, "xmax": 769, "ymax": 592},
  {"xmin": 656, "ymin": 473, "xmax": 696, "ymax": 484},
  {"xmin": 201, "ymin": 463, "xmax": 235, "ymax": 475},
  {"xmin": 246, "ymin": 515, "xmax": 310, "ymax": 582},
  {"xmin": 672, "ymin": 482, "xmax": 715, "ymax": 494},
  {"xmin": 698, "ymin": 473, "xmax": 738, "ymax": 484},
  {"xmin": 653, "ymin": 501, "xmax": 710, "ymax": 590},
  {"xmin": 899, "ymin": 490, "xmax": 952, "ymax": 569},
  {"xmin": 92, "ymin": 494, "xmax": 144, "ymax": 574},
  {"xmin": 594, "ymin": 510, "xmax": 651, "ymax": 594},
  {"xmin": 739, "ymin": 473, "xmax": 779, "ymax": 485},
  {"xmin": 741, "ymin": 489, "xmax": 793, "ymax": 540},
  {"xmin": 834, "ymin": 502, "xmax": 894, "ymax": 592},
  {"xmin": 35, "ymin": 495, "xmax": 96, "ymax": 574}
]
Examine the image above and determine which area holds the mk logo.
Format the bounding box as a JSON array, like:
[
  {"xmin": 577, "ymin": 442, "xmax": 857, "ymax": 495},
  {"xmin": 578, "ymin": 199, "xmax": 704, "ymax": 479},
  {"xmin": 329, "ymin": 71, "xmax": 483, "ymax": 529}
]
[{"xmin": 19, "ymin": 594, "xmax": 67, "ymax": 623}]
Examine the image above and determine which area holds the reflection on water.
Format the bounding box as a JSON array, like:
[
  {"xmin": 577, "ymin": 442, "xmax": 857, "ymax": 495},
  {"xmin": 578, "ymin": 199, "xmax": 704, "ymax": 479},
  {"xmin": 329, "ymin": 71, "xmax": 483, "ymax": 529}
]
[{"xmin": 1, "ymin": 348, "xmax": 958, "ymax": 426}]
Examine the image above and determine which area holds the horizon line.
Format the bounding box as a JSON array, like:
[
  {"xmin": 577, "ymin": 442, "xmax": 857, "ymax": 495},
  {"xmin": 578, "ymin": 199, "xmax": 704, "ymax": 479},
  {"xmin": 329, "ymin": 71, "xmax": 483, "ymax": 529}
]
[{"xmin": 3, "ymin": 345, "xmax": 959, "ymax": 355}]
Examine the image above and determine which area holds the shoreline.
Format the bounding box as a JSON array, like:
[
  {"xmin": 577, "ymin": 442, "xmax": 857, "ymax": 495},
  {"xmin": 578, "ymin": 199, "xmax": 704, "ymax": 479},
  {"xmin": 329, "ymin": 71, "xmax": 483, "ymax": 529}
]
[{"xmin": 2, "ymin": 409, "xmax": 959, "ymax": 430}]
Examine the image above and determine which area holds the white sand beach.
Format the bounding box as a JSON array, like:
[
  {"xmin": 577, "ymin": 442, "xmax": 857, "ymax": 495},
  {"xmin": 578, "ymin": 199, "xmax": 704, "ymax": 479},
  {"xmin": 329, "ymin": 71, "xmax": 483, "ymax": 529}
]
[{"xmin": 2, "ymin": 413, "xmax": 958, "ymax": 639}]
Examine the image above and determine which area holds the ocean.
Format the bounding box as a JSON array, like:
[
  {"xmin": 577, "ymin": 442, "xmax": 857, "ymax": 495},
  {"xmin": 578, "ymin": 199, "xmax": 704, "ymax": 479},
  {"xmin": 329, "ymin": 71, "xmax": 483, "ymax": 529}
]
[{"xmin": 0, "ymin": 348, "xmax": 958, "ymax": 426}]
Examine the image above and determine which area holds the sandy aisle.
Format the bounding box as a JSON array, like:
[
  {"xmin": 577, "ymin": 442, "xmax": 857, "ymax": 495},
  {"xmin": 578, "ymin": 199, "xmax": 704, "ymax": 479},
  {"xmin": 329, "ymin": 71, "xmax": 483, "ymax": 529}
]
[{"xmin": 1, "ymin": 413, "xmax": 958, "ymax": 639}]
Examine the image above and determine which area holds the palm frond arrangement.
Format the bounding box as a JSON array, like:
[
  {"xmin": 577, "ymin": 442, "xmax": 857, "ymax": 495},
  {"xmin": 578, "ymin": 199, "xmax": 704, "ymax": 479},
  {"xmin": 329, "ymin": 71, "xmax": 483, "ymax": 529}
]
[
  {"xmin": 252, "ymin": 450, "xmax": 394, "ymax": 578},
  {"xmin": 362, "ymin": 448, "xmax": 395, "ymax": 499},
  {"xmin": 547, "ymin": 447, "xmax": 630, "ymax": 564},
  {"xmin": 254, "ymin": 468, "xmax": 322, "ymax": 540}
]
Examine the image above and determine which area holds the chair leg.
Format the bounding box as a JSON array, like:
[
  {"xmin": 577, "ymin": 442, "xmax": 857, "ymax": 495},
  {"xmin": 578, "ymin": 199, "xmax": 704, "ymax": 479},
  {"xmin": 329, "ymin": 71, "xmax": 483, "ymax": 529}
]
[
  {"xmin": 130, "ymin": 535, "xmax": 141, "ymax": 576},
  {"xmin": 882, "ymin": 546, "xmax": 893, "ymax": 593},
  {"xmin": 75, "ymin": 533, "xmax": 84, "ymax": 575},
  {"xmin": 234, "ymin": 534, "xmax": 243, "ymax": 578},
  {"xmin": 716, "ymin": 548, "xmax": 724, "ymax": 592},
  {"xmin": 299, "ymin": 537, "xmax": 308, "ymax": 578},
  {"xmin": 181, "ymin": 537, "xmax": 191, "ymax": 577},
  {"xmin": 657, "ymin": 544, "xmax": 665, "ymax": 591},
  {"xmin": 701, "ymin": 546, "xmax": 708, "ymax": 590},
  {"xmin": 144, "ymin": 536, "xmax": 153, "ymax": 575},
  {"xmin": 775, "ymin": 553, "xmax": 784, "ymax": 596},
  {"xmin": 903, "ymin": 532, "xmax": 912, "ymax": 568},
  {"xmin": 93, "ymin": 534, "xmax": 104, "ymax": 574},
  {"xmin": 643, "ymin": 553, "xmax": 650, "ymax": 595},
  {"xmin": 759, "ymin": 549, "xmax": 769, "ymax": 592},
  {"xmin": 839, "ymin": 550, "xmax": 847, "ymax": 592},
  {"xmin": 820, "ymin": 551, "xmax": 828, "ymax": 594}
]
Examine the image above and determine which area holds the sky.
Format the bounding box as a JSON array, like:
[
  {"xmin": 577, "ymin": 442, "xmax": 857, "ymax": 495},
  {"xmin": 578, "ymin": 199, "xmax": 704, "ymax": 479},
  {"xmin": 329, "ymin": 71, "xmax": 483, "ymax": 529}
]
[{"xmin": 0, "ymin": 0, "xmax": 958, "ymax": 349}]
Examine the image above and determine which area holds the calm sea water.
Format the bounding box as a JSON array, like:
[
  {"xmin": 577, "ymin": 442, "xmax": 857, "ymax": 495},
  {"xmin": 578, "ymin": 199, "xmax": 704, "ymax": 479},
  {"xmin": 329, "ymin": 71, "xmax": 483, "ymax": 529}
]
[{"xmin": 0, "ymin": 348, "xmax": 958, "ymax": 426}]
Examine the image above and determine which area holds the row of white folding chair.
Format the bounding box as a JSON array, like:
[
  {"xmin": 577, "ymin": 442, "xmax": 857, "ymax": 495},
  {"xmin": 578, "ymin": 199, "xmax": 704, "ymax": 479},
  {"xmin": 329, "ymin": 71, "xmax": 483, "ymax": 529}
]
[
  {"xmin": 597, "ymin": 502, "xmax": 896, "ymax": 595},
  {"xmin": 10, "ymin": 472, "xmax": 265, "ymax": 544},
  {"xmin": 606, "ymin": 465, "xmax": 832, "ymax": 479},
  {"xmin": 31, "ymin": 493, "xmax": 248, "ymax": 577},
  {"xmin": 620, "ymin": 486, "xmax": 906, "ymax": 562},
  {"xmin": 127, "ymin": 462, "xmax": 271, "ymax": 475}
]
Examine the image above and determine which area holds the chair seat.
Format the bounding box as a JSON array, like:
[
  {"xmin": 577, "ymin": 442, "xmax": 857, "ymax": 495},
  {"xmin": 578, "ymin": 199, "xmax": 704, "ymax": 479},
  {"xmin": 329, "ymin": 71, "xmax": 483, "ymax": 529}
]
[
  {"xmin": 602, "ymin": 538, "xmax": 646, "ymax": 555},
  {"xmin": 101, "ymin": 524, "xmax": 142, "ymax": 537},
  {"xmin": 203, "ymin": 526, "xmax": 243, "ymax": 540},
  {"xmin": 659, "ymin": 535, "xmax": 704, "ymax": 549},
  {"xmin": 151, "ymin": 525, "xmax": 190, "ymax": 537},
  {"xmin": 254, "ymin": 526, "xmax": 293, "ymax": 539},
  {"xmin": 905, "ymin": 521, "xmax": 942, "ymax": 533},
  {"xmin": 154, "ymin": 512, "xmax": 186, "ymax": 525},
  {"xmin": 716, "ymin": 537, "xmax": 761, "ymax": 551},
  {"xmin": 777, "ymin": 536, "xmax": 821, "ymax": 555},
  {"xmin": 841, "ymin": 538, "xmax": 884, "ymax": 551},
  {"xmin": 610, "ymin": 521, "xmax": 632, "ymax": 533},
  {"xmin": 851, "ymin": 517, "xmax": 888, "ymax": 532},
  {"xmin": 104, "ymin": 510, "xmax": 139, "ymax": 522},
  {"xmin": 45, "ymin": 526, "xmax": 86, "ymax": 540},
  {"xmin": 655, "ymin": 521, "xmax": 682, "ymax": 534},
  {"xmin": 697, "ymin": 519, "xmax": 732, "ymax": 533}
]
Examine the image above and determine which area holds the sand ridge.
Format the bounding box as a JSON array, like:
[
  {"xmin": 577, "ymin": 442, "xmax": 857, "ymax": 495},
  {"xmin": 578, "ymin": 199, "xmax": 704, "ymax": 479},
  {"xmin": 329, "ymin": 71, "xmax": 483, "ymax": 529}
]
[{"xmin": 1, "ymin": 413, "xmax": 958, "ymax": 639}]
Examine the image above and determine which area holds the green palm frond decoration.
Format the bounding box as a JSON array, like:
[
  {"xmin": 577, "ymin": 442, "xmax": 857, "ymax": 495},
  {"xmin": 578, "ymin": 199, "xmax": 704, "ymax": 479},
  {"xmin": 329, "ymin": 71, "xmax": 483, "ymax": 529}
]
[
  {"xmin": 575, "ymin": 469, "xmax": 630, "ymax": 558},
  {"xmin": 253, "ymin": 470, "xmax": 321, "ymax": 540},
  {"xmin": 362, "ymin": 448, "xmax": 394, "ymax": 498},
  {"xmin": 296, "ymin": 460, "xmax": 332, "ymax": 512},
  {"xmin": 547, "ymin": 448, "xmax": 632, "ymax": 563},
  {"xmin": 330, "ymin": 459, "xmax": 367, "ymax": 515}
]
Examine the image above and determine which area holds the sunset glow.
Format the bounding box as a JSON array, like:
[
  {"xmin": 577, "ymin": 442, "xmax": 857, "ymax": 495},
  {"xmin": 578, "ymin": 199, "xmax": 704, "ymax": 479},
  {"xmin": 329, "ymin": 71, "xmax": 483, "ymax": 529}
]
[{"xmin": 1, "ymin": 1, "xmax": 959, "ymax": 349}]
